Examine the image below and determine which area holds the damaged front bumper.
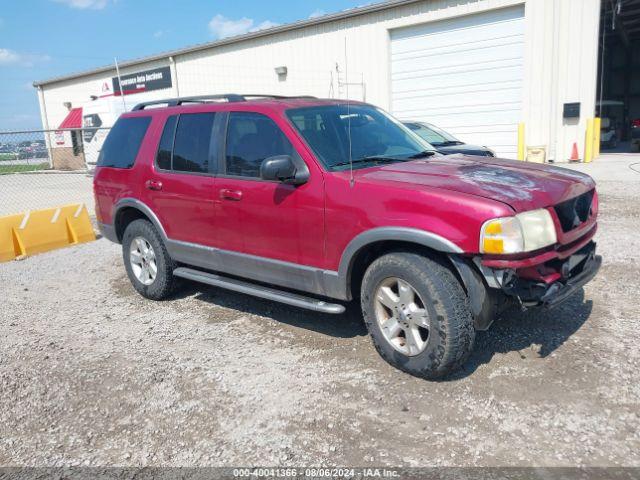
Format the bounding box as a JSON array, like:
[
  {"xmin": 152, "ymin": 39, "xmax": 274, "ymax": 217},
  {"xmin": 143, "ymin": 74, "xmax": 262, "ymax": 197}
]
[
  {"xmin": 499, "ymin": 242, "xmax": 601, "ymax": 308},
  {"xmin": 450, "ymin": 240, "xmax": 601, "ymax": 331}
]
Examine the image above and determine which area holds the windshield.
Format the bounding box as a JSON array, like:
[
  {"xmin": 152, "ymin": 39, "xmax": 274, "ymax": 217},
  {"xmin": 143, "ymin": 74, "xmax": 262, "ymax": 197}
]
[
  {"xmin": 286, "ymin": 104, "xmax": 435, "ymax": 171},
  {"xmin": 404, "ymin": 122, "xmax": 461, "ymax": 146}
]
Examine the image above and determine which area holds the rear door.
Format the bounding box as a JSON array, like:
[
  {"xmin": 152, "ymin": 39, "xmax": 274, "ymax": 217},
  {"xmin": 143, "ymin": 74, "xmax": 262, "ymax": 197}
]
[
  {"xmin": 94, "ymin": 115, "xmax": 153, "ymax": 225},
  {"xmin": 141, "ymin": 111, "xmax": 218, "ymax": 246}
]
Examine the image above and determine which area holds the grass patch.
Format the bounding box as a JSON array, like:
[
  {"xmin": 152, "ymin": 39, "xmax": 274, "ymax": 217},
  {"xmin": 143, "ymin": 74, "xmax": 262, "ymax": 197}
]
[
  {"xmin": 0, "ymin": 163, "xmax": 48, "ymax": 174},
  {"xmin": 0, "ymin": 153, "xmax": 18, "ymax": 161}
]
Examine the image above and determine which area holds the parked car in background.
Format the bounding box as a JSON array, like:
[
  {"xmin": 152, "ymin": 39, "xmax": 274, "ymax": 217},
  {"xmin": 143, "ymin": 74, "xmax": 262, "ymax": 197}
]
[
  {"xmin": 14, "ymin": 141, "xmax": 48, "ymax": 160},
  {"xmin": 600, "ymin": 117, "xmax": 618, "ymax": 149},
  {"xmin": 95, "ymin": 95, "xmax": 601, "ymax": 380},
  {"xmin": 30, "ymin": 141, "xmax": 48, "ymax": 159},
  {"xmin": 403, "ymin": 121, "xmax": 495, "ymax": 157},
  {"xmin": 0, "ymin": 144, "xmax": 18, "ymax": 161},
  {"xmin": 632, "ymin": 119, "xmax": 640, "ymax": 152}
]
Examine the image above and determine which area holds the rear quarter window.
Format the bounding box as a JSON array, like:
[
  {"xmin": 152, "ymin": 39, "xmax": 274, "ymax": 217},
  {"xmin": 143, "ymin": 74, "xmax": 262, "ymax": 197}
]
[{"xmin": 97, "ymin": 116, "xmax": 152, "ymax": 168}]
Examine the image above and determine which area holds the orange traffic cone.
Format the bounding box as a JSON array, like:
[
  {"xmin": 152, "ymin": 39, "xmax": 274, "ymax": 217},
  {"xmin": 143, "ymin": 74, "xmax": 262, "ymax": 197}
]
[{"xmin": 569, "ymin": 142, "xmax": 580, "ymax": 162}]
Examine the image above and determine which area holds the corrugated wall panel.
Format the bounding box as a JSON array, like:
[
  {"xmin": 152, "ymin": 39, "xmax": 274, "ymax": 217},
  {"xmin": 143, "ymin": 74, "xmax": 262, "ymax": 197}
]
[
  {"xmin": 390, "ymin": 6, "xmax": 525, "ymax": 158},
  {"xmin": 39, "ymin": 0, "xmax": 524, "ymax": 130},
  {"xmin": 38, "ymin": 0, "xmax": 600, "ymax": 163},
  {"xmin": 522, "ymin": 0, "xmax": 601, "ymax": 161}
]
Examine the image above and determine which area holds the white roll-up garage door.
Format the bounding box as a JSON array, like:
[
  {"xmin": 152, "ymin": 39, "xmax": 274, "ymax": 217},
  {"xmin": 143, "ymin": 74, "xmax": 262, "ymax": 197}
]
[{"xmin": 390, "ymin": 6, "xmax": 525, "ymax": 158}]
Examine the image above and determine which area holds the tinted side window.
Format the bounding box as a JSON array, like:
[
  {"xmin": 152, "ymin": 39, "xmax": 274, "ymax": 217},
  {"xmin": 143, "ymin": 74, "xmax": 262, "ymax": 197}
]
[
  {"xmin": 98, "ymin": 116, "xmax": 151, "ymax": 168},
  {"xmin": 172, "ymin": 113, "xmax": 215, "ymax": 173},
  {"xmin": 225, "ymin": 112, "xmax": 293, "ymax": 178},
  {"xmin": 156, "ymin": 115, "xmax": 177, "ymax": 170}
]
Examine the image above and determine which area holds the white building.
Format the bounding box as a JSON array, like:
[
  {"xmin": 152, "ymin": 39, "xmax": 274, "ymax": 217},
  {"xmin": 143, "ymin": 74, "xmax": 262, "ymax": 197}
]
[{"xmin": 35, "ymin": 0, "xmax": 635, "ymax": 163}]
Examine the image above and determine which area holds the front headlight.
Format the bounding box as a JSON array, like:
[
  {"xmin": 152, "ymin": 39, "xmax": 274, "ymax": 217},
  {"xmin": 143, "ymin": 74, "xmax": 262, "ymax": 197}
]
[{"xmin": 480, "ymin": 209, "xmax": 557, "ymax": 254}]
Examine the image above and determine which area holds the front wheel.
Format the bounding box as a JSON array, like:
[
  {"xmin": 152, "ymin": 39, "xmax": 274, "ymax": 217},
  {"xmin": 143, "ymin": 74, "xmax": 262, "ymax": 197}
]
[
  {"xmin": 361, "ymin": 252, "xmax": 475, "ymax": 379},
  {"xmin": 122, "ymin": 219, "xmax": 179, "ymax": 300}
]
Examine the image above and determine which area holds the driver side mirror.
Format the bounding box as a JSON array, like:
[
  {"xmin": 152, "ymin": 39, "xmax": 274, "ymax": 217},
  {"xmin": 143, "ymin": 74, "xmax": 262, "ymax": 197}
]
[{"xmin": 260, "ymin": 155, "xmax": 308, "ymax": 185}]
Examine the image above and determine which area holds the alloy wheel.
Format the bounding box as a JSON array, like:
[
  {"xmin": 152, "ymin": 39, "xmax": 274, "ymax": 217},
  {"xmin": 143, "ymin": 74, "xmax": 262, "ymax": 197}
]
[
  {"xmin": 129, "ymin": 236, "xmax": 157, "ymax": 286},
  {"xmin": 374, "ymin": 277, "xmax": 430, "ymax": 356}
]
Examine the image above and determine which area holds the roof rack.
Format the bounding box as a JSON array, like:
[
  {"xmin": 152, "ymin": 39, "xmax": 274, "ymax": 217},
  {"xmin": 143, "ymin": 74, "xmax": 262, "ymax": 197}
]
[{"xmin": 131, "ymin": 94, "xmax": 317, "ymax": 111}]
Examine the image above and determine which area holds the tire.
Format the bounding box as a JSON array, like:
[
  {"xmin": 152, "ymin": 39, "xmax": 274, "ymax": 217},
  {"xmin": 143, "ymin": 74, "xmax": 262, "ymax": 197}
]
[
  {"xmin": 122, "ymin": 219, "xmax": 179, "ymax": 300},
  {"xmin": 361, "ymin": 252, "xmax": 475, "ymax": 380}
]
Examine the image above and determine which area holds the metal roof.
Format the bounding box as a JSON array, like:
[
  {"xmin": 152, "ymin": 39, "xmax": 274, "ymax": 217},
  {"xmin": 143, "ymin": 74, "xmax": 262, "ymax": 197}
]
[
  {"xmin": 57, "ymin": 107, "xmax": 83, "ymax": 128},
  {"xmin": 33, "ymin": 0, "xmax": 425, "ymax": 88}
]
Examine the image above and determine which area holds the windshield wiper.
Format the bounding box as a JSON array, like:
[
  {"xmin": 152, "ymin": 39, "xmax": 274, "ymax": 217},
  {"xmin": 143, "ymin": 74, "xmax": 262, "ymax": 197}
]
[
  {"xmin": 408, "ymin": 150, "xmax": 437, "ymax": 159},
  {"xmin": 332, "ymin": 156, "xmax": 406, "ymax": 167}
]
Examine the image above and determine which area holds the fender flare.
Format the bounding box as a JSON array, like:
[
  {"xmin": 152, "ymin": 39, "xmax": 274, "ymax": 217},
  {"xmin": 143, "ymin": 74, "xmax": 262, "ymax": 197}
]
[
  {"xmin": 113, "ymin": 198, "xmax": 168, "ymax": 241},
  {"xmin": 331, "ymin": 227, "xmax": 464, "ymax": 300}
]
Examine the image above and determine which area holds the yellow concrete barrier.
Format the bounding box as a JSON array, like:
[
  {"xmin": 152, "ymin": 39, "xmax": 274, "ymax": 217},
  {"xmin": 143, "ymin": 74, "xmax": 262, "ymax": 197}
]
[
  {"xmin": 0, "ymin": 204, "xmax": 95, "ymax": 262},
  {"xmin": 585, "ymin": 118, "xmax": 594, "ymax": 163},
  {"xmin": 0, "ymin": 214, "xmax": 25, "ymax": 262},
  {"xmin": 593, "ymin": 117, "xmax": 601, "ymax": 159}
]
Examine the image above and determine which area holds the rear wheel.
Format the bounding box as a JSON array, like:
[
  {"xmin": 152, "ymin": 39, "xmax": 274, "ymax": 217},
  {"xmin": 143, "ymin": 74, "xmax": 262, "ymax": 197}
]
[
  {"xmin": 361, "ymin": 252, "xmax": 475, "ymax": 379},
  {"xmin": 122, "ymin": 219, "xmax": 179, "ymax": 300}
]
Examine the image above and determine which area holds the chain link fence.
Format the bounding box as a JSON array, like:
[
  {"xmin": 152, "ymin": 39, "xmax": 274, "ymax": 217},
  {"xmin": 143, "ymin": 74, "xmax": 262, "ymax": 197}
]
[
  {"xmin": 0, "ymin": 128, "xmax": 109, "ymax": 217},
  {"xmin": 1, "ymin": 62, "xmax": 368, "ymax": 218}
]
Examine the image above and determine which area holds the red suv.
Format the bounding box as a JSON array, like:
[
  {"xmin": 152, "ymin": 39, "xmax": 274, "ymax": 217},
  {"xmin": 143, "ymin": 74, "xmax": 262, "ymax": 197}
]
[{"xmin": 94, "ymin": 94, "xmax": 601, "ymax": 379}]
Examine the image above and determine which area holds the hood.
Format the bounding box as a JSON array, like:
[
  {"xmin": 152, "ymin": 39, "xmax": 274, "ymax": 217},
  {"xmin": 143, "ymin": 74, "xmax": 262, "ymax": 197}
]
[
  {"xmin": 358, "ymin": 155, "xmax": 595, "ymax": 212},
  {"xmin": 436, "ymin": 143, "xmax": 493, "ymax": 156}
]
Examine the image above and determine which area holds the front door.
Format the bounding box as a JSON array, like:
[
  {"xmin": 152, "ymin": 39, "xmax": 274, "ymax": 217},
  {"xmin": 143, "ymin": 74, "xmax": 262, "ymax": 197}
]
[{"xmin": 213, "ymin": 111, "xmax": 325, "ymax": 270}]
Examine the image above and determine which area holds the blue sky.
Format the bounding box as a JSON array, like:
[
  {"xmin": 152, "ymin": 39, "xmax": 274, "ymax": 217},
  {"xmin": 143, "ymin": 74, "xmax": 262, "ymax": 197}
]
[{"xmin": 0, "ymin": 0, "xmax": 363, "ymax": 131}]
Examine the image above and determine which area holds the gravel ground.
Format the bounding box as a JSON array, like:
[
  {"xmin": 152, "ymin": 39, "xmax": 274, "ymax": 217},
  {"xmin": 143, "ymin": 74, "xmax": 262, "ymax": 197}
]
[{"xmin": 1, "ymin": 155, "xmax": 639, "ymax": 467}]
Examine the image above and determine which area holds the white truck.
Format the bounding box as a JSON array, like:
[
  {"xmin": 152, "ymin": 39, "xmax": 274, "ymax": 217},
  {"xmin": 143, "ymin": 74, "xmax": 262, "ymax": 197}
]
[{"xmin": 81, "ymin": 96, "xmax": 135, "ymax": 169}]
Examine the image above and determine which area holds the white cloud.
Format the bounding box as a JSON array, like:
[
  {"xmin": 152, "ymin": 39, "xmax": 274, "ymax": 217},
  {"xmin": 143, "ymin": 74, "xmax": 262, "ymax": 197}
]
[
  {"xmin": 52, "ymin": 0, "xmax": 110, "ymax": 10},
  {"xmin": 309, "ymin": 9, "xmax": 325, "ymax": 18},
  {"xmin": 208, "ymin": 14, "xmax": 279, "ymax": 39},
  {"xmin": 252, "ymin": 20, "xmax": 280, "ymax": 31},
  {"xmin": 153, "ymin": 30, "xmax": 165, "ymax": 39},
  {"xmin": 208, "ymin": 15, "xmax": 253, "ymax": 39},
  {"xmin": 0, "ymin": 48, "xmax": 51, "ymax": 67},
  {"xmin": 0, "ymin": 48, "xmax": 21, "ymax": 65}
]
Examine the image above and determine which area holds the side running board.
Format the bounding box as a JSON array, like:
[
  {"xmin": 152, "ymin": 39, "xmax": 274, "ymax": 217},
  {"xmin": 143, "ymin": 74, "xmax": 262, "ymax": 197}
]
[{"xmin": 173, "ymin": 267, "xmax": 346, "ymax": 314}]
